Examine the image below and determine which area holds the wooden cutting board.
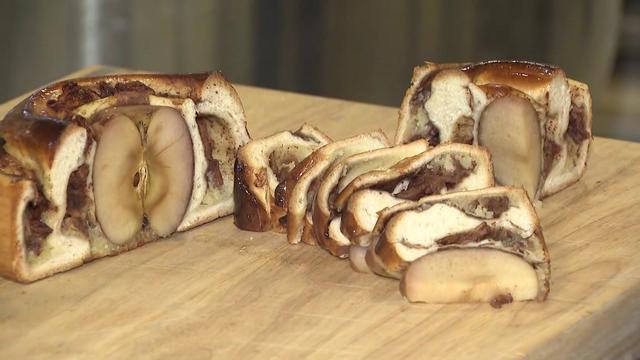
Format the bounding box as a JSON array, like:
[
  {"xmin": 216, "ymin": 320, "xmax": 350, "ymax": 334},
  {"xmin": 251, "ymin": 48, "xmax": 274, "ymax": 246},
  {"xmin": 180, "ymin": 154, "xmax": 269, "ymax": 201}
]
[{"xmin": 0, "ymin": 66, "xmax": 639, "ymax": 360}]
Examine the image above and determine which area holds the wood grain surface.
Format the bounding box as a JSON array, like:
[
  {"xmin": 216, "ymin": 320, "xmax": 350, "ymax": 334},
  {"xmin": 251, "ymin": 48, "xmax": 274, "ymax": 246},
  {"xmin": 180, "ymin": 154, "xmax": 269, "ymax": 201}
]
[{"xmin": 0, "ymin": 67, "xmax": 639, "ymax": 360}]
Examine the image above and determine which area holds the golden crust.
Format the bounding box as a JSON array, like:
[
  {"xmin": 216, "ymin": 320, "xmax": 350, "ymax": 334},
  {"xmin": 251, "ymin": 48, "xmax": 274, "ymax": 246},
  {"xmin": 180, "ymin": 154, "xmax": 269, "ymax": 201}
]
[
  {"xmin": 461, "ymin": 60, "xmax": 562, "ymax": 92},
  {"xmin": 0, "ymin": 103, "xmax": 69, "ymax": 176},
  {"xmin": 0, "ymin": 72, "xmax": 238, "ymax": 182},
  {"xmin": 233, "ymin": 158, "xmax": 271, "ymax": 231},
  {"xmin": 340, "ymin": 206, "xmax": 366, "ymax": 241},
  {"xmin": 0, "ymin": 174, "xmax": 32, "ymax": 282}
]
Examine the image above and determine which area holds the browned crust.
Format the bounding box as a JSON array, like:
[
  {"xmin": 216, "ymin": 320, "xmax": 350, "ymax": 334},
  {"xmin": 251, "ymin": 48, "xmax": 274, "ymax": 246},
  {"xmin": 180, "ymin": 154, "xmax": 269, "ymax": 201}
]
[
  {"xmin": 461, "ymin": 60, "xmax": 561, "ymax": 90},
  {"xmin": 29, "ymin": 73, "xmax": 213, "ymax": 118},
  {"xmin": 282, "ymin": 155, "xmax": 320, "ymax": 244},
  {"xmin": 0, "ymin": 102, "xmax": 68, "ymax": 174},
  {"xmin": 0, "ymin": 72, "xmax": 234, "ymax": 181},
  {"xmin": 233, "ymin": 159, "xmax": 271, "ymax": 231},
  {"xmin": 313, "ymin": 205, "xmax": 350, "ymax": 257},
  {"xmin": 0, "ymin": 174, "xmax": 30, "ymax": 282},
  {"xmin": 324, "ymin": 241, "xmax": 349, "ymax": 258},
  {"xmin": 301, "ymin": 217, "xmax": 317, "ymax": 246},
  {"xmin": 534, "ymin": 228, "xmax": 551, "ymax": 300},
  {"xmin": 233, "ymin": 125, "xmax": 331, "ymax": 234},
  {"xmin": 311, "ymin": 199, "xmax": 331, "ymax": 248},
  {"xmin": 273, "ymin": 153, "xmax": 318, "ymax": 231}
]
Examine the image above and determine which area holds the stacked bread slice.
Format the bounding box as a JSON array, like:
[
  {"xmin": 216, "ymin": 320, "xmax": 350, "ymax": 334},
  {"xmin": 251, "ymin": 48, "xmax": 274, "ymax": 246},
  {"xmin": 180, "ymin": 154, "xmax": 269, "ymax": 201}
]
[
  {"xmin": 0, "ymin": 73, "xmax": 250, "ymax": 282},
  {"xmin": 311, "ymin": 140, "xmax": 430, "ymax": 256},
  {"xmin": 235, "ymin": 125, "xmax": 550, "ymax": 306},
  {"xmin": 334, "ymin": 144, "xmax": 494, "ymax": 248},
  {"xmin": 314, "ymin": 143, "xmax": 494, "ymax": 257},
  {"xmin": 234, "ymin": 124, "xmax": 331, "ymax": 232},
  {"xmin": 234, "ymin": 130, "xmax": 390, "ymax": 242},
  {"xmin": 233, "ymin": 61, "xmax": 588, "ymax": 306},
  {"xmin": 395, "ymin": 61, "xmax": 592, "ymax": 200},
  {"xmin": 366, "ymin": 187, "xmax": 549, "ymax": 306}
]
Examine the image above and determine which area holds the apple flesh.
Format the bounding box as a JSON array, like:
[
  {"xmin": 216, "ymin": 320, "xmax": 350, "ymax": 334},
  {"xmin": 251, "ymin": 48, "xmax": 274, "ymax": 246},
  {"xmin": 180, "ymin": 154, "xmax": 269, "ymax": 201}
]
[
  {"xmin": 92, "ymin": 106, "xmax": 194, "ymax": 244},
  {"xmin": 400, "ymin": 248, "xmax": 539, "ymax": 304},
  {"xmin": 477, "ymin": 95, "xmax": 542, "ymax": 199},
  {"xmin": 92, "ymin": 114, "xmax": 145, "ymax": 244}
]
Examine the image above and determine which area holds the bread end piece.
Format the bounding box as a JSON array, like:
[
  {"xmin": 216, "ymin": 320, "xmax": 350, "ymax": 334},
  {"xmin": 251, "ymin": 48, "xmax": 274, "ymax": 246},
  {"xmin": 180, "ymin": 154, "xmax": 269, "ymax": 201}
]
[{"xmin": 234, "ymin": 125, "xmax": 331, "ymax": 233}]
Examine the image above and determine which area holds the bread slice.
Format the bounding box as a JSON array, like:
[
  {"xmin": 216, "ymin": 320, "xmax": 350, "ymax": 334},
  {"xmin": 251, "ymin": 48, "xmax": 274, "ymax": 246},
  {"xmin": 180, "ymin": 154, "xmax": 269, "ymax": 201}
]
[
  {"xmin": 367, "ymin": 186, "xmax": 549, "ymax": 303},
  {"xmin": 395, "ymin": 60, "xmax": 592, "ymax": 200},
  {"xmin": 274, "ymin": 131, "xmax": 389, "ymax": 245},
  {"xmin": 338, "ymin": 144, "xmax": 495, "ymax": 246},
  {"xmin": 312, "ymin": 140, "xmax": 429, "ymax": 257},
  {"xmin": 0, "ymin": 72, "xmax": 250, "ymax": 282},
  {"xmin": 234, "ymin": 124, "xmax": 331, "ymax": 232}
]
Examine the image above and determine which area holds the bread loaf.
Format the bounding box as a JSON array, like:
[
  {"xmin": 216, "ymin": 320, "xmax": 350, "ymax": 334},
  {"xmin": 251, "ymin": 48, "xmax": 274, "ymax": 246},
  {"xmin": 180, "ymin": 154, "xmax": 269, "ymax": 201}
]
[
  {"xmin": 395, "ymin": 61, "xmax": 592, "ymax": 199},
  {"xmin": 0, "ymin": 72, "xmax": 250, "ymax": 282}
]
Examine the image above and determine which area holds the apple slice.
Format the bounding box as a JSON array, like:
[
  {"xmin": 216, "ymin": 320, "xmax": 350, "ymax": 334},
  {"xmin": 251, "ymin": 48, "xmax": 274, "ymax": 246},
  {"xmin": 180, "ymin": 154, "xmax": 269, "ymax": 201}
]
[
  {"xmin": 92, "ymin": 106, "xmax": 194, "ymax": 244},
  {"xmin": 477, "ymin": 95, "xmax": 542, "ymax": 199},
  {"xmin": 400, "ymin": 248, "xmax": 539, "ymax": 306},
  {"xmin": 92, "ymin": 114, "xmax": 144, "ymax": 244},
  {"xmin": 144, "ymin": 108, "xmax": 194, "ymax": 236}
]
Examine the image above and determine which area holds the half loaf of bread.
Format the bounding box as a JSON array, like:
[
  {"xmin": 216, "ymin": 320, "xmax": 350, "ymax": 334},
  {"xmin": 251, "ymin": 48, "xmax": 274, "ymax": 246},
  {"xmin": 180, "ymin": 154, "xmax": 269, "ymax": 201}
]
[
  {"xmin": 395, "ymin": 61, "xmax": 592, "ymax": 199},
  {"xmin": 0, "ymin": 72, "xmax": 250, "ymax": 282}
]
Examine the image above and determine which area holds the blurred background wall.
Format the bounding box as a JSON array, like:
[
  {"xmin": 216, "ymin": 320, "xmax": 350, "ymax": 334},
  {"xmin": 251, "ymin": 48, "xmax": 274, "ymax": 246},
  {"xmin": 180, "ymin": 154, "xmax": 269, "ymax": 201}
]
[{"xmin": 0, "ymin": 0, "xmax": 638, "ymax": 141}]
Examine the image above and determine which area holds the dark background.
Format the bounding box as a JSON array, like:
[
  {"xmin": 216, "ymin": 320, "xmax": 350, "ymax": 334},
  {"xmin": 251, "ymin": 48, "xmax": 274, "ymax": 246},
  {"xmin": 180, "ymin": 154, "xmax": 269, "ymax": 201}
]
[{"xmin": 0, "ymin": 0, "xmax": 638, "ymax": 141}]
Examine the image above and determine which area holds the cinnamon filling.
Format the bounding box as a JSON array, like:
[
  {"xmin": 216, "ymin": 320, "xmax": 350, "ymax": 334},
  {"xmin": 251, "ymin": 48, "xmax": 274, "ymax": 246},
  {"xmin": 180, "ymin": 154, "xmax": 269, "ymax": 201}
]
[
  {"xmin": 436, "ymin": 223, "xmax": 527, "ymax": 248},
  {"xmin": 196, "ymin": 117, "xmax": 224, "ymax": 188},
  {"xmin": 542, "ymin": 138, "xmax": 561, "ymax": 178},
  {"xmin": 447, "ymin": 195, "xmax": 510, "ymax": 219},
  {"xmin": 63, "ymin": 164, "xmax": 90, "ymax": 237},
  {"xmin": 567, "ymin": 104, "xmax": 589, "ymax": 144},
  {"xmin": 233, "ymin": 159, "xmax": 270, "ymax": 231},
  {"xmin": 269, "ymin": 153, "xmax": 297, "ymax": 183},
  {"xmin": 47, "ymin": 81, "xmax": 155, "ymax": 117},
  {"xmin": 380, "ymin": 157, "xmax": 476, "ymax": 200},
  {"xmin": 24, "ymin": 188, "xmax": 53, "ymax": 256}
]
